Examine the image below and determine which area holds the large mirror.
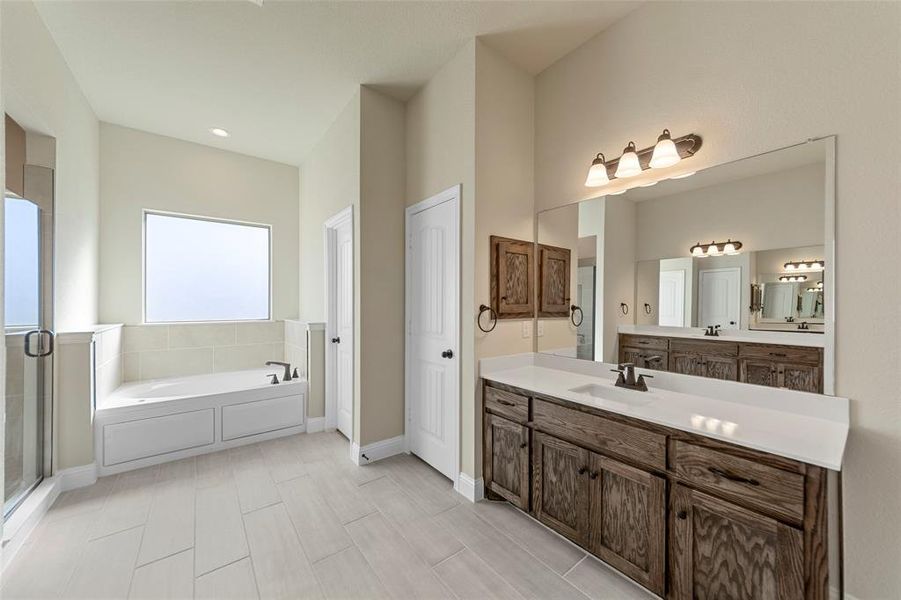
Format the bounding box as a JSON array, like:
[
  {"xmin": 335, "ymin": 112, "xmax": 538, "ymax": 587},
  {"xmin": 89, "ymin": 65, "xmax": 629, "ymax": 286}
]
[{"xmin": 536, "ymin": 139, "xmax": 834, "ymax": 393}]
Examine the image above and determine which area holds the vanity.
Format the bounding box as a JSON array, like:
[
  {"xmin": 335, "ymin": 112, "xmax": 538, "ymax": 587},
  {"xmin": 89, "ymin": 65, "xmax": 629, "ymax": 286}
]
[{"xmin": 480, "ymin": 354, "xmax": 847, "ymax": 599}]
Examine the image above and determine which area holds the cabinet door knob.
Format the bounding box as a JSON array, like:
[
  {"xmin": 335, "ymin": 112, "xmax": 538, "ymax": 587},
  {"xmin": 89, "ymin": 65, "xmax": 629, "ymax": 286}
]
[
  {"xmin": 441, "ymin": 349, "xmax": 454, "ymax": 359},
  {"xmin": 331, "ymin": 337, "xmax": 341, "ymax": 344},
  {"xmin": 589, "ymin": 471, "xmax": 598, "ymax": 480},
  {"xmin": 577, "ymin": 466, "xmax": 588, "ymax": 475},
  {"xmin": 519, "ymin": 442, "xmax": 527, "ymax": 449},
  {"xmin": 677, "ymin": 510, "xmax": 688, "ymax": 520}
]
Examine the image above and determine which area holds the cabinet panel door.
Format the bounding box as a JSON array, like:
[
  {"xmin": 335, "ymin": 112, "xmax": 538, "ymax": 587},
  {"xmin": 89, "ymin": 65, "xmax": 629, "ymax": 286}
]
[
  {"xmin": 671, "ymin": 352, "xmax": 705, "ymax": 377},
  {"xmin": 538, "ymin": 244, "xmax": 571, "ymax": 317},
  {"xmin": 588, "ymin": 454, "xmax": 665, "ymax": 596},
  {"xmin": 484, "ymin": 413, "xmax": 530, "ymax": 510},
  {"xmin": 621, "ymin": 348, "xmax": 669, "ymax": 372},
  {"xmin": 532, "ymin": 432, "xmax": 590, "ymax": 545},
  {"xmin": 779, "ymin": 363, "xmax": 820, "ymax": 393},
  {"xmin": 493, "ymin": 238, "xmax": 535, "ymax": 318},
  {"xmin": 704, "ymin": 356, "xmax": 739, "ymax": 381},
  {"xmin": 740, "ymin": 359, "xmax": 778, "ymax": 388},
  {"xmin": 670, "ymin": 484, "xmax": 804, "ymax": 600}
]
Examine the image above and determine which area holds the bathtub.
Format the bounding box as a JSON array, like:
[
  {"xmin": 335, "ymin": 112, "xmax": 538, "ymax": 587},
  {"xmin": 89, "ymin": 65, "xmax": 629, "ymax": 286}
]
[{"xmin": 94, "ymin": 368, "xmax": 307, "ymax": 475}]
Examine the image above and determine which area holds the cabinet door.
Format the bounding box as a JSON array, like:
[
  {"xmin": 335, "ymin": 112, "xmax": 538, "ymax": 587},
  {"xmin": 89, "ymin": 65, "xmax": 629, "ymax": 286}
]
[
  {"xmin": 588, "ymin": 454, "xmax": 665, "ymax": 596},
  {"xmin": 779, "ymin": 363, "xmax": 820, "ymax": 393},
  {"xmin": 621, "ymin": 348, "xmax": 669, "ymax": 372},
  {"xmin": 670, "ymin": 484, "xmax": 804, "ymax": 600},
  {"xmin": 493, "ymin": 238, "xmax": 535, "ymax": 318},
  {"xmin": 484, "ymin": 413, "xmax": 530, "ymax": 510},
  {"xmin": 703, "ymin": 355, "xmax": 738, "ymax": 381},
  {"xmin": 739, "ymin": 359, "xmax": 778, "ymax": 388},
  {"xmin": 532, "ymin": 432, "xmax": 591, "ymax": 545},
  {"xmin": 538, "ymin": 244, "xmax": 571, "ymax": 317},
  {"xmin": 671, "ymin": 352, "xmax": 705, "ymax": 377}
]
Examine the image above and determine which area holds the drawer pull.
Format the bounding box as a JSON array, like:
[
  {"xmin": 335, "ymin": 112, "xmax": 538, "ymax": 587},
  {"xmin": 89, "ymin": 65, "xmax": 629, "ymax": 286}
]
[
  {"xmin": 708, "ymin": 466, "xmax": 760, "ymax": 487},
  {"xmin": 496, "ymin": 399, "xmax": 516, "ymax": 407},
  {"xmin": 768, "ymin": 352, "xmax": 788, "ymax": 357},
  {"xmin": 577, "ymin": 466, "xmax": 588, "ymax": 475},
  {"xmin": 677, "ymin": 510, "xmax": 688, "ymax": 520},
  {"xmin": 519, "ymin": 442, "xmax": 528, "ymax": 449},
  {"xmin": 589, "ymin": 471, "xmax": 598, "ymax": 480}
]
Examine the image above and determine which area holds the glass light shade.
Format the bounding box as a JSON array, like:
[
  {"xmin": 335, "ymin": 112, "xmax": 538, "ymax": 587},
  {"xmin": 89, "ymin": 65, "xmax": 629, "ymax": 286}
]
[
  {"xmin": 614, "ymin": 142, "xmax": 642, "ymax": 178},
  {"xmin": 723, "ymin": 242, "xmax": 739, "ymax": 255},
  {"xmin": 706, "ymin": 244, "xmax": 721, "ymax": 257},
  {"xmin": 670, "ymin": 171, "xmax": 696, "ymax": 180},
  {"xmin": 649, "ymin": 129, "xmax": 681, "ymax": 169},
  {"xmin": 785, "ymin": 263, "xmax": 796, "ymax": 271},
  {"xmin": 584, "ymin": 154, "xmax": 609, "ymax": 187},
  {"xmin": 690, "ymin": 244, "xmax": 705, "ymax": 257}
]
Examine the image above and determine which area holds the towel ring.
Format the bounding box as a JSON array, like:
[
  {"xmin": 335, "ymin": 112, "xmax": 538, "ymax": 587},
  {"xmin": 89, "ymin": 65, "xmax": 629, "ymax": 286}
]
[
  {"xmin": 570, "ymin": 305, "xmax": 584, "ymax": 327},
  {"xmin": 478, "ymin": 304, "xmax": 498, "ymax": 333},
  {"xmin": 620, "ymin": 302, "xmax": 630, "ymax": 315}
]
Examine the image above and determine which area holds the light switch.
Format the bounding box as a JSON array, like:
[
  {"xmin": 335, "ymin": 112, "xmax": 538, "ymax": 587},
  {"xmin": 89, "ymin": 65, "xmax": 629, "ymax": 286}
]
[
  {"xmin": 537, "ymin": 321, "xmax": 545, "ymax": 337},
  {"xmin": 521, "ymin": 320, "xmax": 533, "ymax": 338}
]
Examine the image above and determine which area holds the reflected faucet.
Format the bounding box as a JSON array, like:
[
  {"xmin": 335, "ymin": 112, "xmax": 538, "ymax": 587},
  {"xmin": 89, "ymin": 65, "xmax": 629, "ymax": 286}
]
[
  {"xmin": 704, "ymin": 325, "xmax": 721, "ymax": 337},
  {"xmin": 265, "ymin": 361, "xmax": 293, "ymax": 381},
  {"xmin": 611, "ymin": 362, "xmax": 654, "ymax": 392}
]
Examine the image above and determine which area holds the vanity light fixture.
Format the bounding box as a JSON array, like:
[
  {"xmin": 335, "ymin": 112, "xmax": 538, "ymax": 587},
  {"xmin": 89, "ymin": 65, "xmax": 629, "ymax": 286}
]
[
  {"xmin": 784, "ymin": 259, "xmax": 824, "ymax": 271},
  {"xmin": 649, "ymin": 129, "xmax": 681, "ymax": 169},
  {"xmin": 210, "ymin": 127, "xmax": 230, "ymax": 138},
  {"xmin": 614, "ymin": 142, "xmax": 642, "ymax": 178},
  {"xmin": 689, "ymin": 239, "xmax": 742, "ymax": 257},
  {"xmin": 779, "ymin": 275, "xmax": 808, "ymax": 282},
  {"xmin": 584, "ymin": 153, "xmax": 610, "ymax": 187}
]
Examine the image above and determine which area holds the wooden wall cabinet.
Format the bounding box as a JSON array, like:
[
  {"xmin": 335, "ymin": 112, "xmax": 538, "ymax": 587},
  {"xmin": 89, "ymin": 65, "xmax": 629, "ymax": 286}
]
[
  {"xmin": 490, "ymin": 236, "xmax": 535, "ymax": 319},
  {"xmin": 538, "ymin": 243, "xmax": 571, "ymax": 318},
  {"xmin": 482, "ymin": 380, "xmax": 831, "ymax": 599}
]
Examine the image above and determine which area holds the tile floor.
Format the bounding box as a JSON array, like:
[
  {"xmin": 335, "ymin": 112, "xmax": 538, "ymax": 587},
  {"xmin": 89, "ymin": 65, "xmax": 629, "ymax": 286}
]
[{"xmin": 1, "ymin": 432, "xmax": 653, "ymax": 599}]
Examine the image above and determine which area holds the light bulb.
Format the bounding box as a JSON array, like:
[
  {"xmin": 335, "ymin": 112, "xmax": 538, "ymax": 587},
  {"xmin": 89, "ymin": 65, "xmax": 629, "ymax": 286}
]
[
  {"xmin": 691, "ymin": 244, "xmax": 705, "ymax": 257},
  {"xmin": 649, "ymin": 129, "xmax": 681, "ymax": 169},
  {"xmin": 584, "ymin": 153, "xmax": 609, "ymax": 187},
  {"xmin": 614, "ymin": 142, "xmax": 642, "ymax": 178},
  {"xmin": 785, "ymin": 263, "xmax": 796, "ymax": 271}
]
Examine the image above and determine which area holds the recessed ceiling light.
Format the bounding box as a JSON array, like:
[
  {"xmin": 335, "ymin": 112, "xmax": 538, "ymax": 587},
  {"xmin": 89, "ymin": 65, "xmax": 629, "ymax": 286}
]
[{"xmin": 210, "ymin": 127, "xmax": 230, "ymax": 138}]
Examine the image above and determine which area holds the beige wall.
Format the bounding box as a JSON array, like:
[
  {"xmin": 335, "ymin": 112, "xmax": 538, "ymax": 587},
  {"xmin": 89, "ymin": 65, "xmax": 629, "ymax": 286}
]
[
  {"xmin": 98, "ymin": 123, "xmax": 299, "ymax": 324},
  {"xmin": 601, "ymin": 196, "xmax": 636, "ymax": 362},
  {"xmin": 534, "ymin": 3, "xmax": 901, "ymax": 595},
  {"xmin": 536, "ymin": 203, "xmax": 579, "ymax": 353},
  {"xmin": 2, "ymin": 0, "xmax": 100, "ymax": 331}
]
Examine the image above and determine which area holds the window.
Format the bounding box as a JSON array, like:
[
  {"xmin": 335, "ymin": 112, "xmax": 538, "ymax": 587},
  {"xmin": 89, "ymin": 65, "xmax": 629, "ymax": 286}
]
[
  {"xmin": 5, "ymin": 196, "xmax": 41, "ymax": 328},
  {"xmin": 144, "ymin": 211, "xmax": 271, "ymax": 323}
]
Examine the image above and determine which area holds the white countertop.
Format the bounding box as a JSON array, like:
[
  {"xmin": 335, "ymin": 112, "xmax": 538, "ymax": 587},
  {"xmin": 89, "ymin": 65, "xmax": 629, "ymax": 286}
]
[
  {"xmin": 480, "ymin": 353, "xmax": 847, "ymax": 470},
  {"xmin": 618, "ymin": 324, "xmax": 825, "ymax": 348}
]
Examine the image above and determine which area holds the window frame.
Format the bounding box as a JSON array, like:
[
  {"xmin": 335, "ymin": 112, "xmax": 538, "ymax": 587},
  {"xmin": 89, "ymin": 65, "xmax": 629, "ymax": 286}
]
[{"xmin": 142, "ymin": 209, "xmax": 273, "ymax": 324}]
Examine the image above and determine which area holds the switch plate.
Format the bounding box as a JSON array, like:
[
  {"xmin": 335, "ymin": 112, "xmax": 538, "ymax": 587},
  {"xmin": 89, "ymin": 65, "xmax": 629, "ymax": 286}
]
[{"xmin": 521, "ymin": 321, "xmax": 533, "ymax": 338}]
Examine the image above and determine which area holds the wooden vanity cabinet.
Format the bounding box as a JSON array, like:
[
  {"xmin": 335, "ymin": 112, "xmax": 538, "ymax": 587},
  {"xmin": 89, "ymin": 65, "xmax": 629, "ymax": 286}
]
[
  {"xmin": 532, "ymin": 432, "xmax": 591, "ymax": 544},
  {"xmin": 738, "ymin": 344, "xmax": 822, "ymax": 393},
  {"xmin": 669, "ymin": 340, "xmax": 739, "ymax": 381}
]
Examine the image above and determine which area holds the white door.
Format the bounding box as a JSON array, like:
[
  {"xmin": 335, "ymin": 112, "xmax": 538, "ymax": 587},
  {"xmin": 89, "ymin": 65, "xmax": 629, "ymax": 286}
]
[
  {"xmin": 658, "ymin": 269, "xmax": 686, "ymax": 327},
  {"xmin": 406, "ymin": 187, "xmax": 459, "ymax": 481},
  {"xmin": 326, "ymin": 208, "xmax": 354, "ymax": 440},
  {"xmin": 698, "ymin": 267, "xmax": 741, "ymax": 330}
]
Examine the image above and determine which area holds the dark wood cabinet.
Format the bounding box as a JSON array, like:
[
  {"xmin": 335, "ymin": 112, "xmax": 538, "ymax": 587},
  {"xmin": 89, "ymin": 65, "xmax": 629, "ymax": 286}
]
[
  {"xmin": 483, "ymin": 412, "xmax": 530, "ymax": 510},
  {"xmin": 589, "ymin": 454, "xmax": 666, "ymax": 595},
  {"xmin": 490, "ymin": 236, "xmax": 535, "ymax": 319},
  {"xmin": 621, "ymin": 347, "xmax": 669, "ymax": 371},
  {"xmin": 532, "ymin": 432, "xmax": 590, "ymax": 544},
  {"xmin": 538, "ymin": 244, "xmax": 571, "ymax": 318},
  {"xmin": 669, "ymin": 484, "xmax": 804, "ymax": 600}
]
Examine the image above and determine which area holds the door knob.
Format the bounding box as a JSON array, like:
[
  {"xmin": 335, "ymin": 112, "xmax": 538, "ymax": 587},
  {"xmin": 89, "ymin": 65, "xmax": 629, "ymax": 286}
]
[
  {"xmin": 331, "ymin": 337, "xmax": 340, "ymax": 344},
  {"xmin": 441, "ymin": 349, "xmax": 454, "ymax": 359}
]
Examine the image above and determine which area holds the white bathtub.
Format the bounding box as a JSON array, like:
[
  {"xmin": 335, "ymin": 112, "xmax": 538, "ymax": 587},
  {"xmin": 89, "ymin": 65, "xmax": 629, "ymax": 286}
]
[{"xmin": 95, "ymin": 368, "xmax": 307, "ymax": 475}]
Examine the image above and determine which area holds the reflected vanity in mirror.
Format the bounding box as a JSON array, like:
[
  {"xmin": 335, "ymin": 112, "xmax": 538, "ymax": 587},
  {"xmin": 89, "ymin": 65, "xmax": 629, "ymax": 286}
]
[{"xmin": 536, "ymin": 138, "xmax": 834, "ymax": 394}]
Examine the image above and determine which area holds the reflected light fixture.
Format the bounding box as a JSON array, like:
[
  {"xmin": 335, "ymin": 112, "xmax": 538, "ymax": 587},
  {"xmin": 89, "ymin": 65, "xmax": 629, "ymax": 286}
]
[
  {"xmin": 784, "ymin": 259, "xmax": 824, "ymax": 271},
  {"xmin": 779, "ymin": 275, "xmax": 807, "ymax": 282},
  {"xmin": 614, "ymin": 142, "xmax": 642, "ymax": 178},
  {"xmin": 584, "ymin": 153, "xmax": 610, "ymax": 187},
  {"xmin": 649, "ymin": 129, "xmax": 681, "ymax": 169},
  {"xmin": 690, "ymin": 239, "xmax": 742, "ymax": 257},
  {"xmin": 210, "ymin": 127, "xmax": 230, "ymax": 138}
]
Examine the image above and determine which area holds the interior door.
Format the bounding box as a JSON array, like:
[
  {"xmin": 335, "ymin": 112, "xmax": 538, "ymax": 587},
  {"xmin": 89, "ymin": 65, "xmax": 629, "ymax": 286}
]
[
  {"xmin": 698, "ymin": 268, "xmax": 741, "ymax": 330},
  {"xmin": 333, "ymin": 216, "xmax": 354, "ymax": 439},
  {"xmin": 658, "ymin": 269, "xmax": 686, "ymax": 327},
  {"xmin": 407, "ymin": 189, "xmax": 458, "ymax": 481},
  {"xmin": 4, "ymin": 193, "xmax": 52, "ymax": 517}
]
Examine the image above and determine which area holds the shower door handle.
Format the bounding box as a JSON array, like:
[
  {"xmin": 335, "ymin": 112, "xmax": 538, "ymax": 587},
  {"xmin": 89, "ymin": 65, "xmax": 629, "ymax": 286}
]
[{"xmin": 25, "ymin": 329, "xmax": 55, "ymax": 358}]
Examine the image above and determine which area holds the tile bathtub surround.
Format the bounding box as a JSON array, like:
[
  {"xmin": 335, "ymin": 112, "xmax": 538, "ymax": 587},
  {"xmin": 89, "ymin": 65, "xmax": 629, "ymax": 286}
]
[
  {"xmin": 94, "ymin": 325, "xmax": 123, "ymax": 402},
  {"xmin": 122, "ymin": 322, "xmax": 287, "ymax": 382}
]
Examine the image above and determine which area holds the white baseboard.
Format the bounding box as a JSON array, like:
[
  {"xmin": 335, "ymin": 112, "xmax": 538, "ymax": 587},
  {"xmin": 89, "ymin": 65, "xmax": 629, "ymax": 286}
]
[
  {"xmin": 455, "ymin": 472, "xmax": 484, "ymax": 503},
  {"xmin": 306, "ymin": 416, "xmax": 326, "ymax": 433},
  {"xmin": 351, "ymin": 435, "xmax": 405, "ymax": 466},
  {"xmin": 58, "ymin": 463, "xmax": 98, "ymax": 492}
]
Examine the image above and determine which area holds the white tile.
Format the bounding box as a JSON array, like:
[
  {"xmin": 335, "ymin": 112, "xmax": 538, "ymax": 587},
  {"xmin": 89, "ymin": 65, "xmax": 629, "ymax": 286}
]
[
  {"xmin": 139, "ymin": 347, "xmax": 214, "ymax": 380},
  {"xmin": 63, "ymin": 526, "xmax": 144, "ymax": 599},
  {"xmin": 214, "ymin": 343, "xmax": 285, "ymax": 372},
  {"xmin": 277, "ymin": 475, "xmax": 353, "ymax": 564},
  {"xmin": 195, "ymin": 558, "xmax": 260, "ymax": 600},
  {"xmin": 90, "ymin": 468, "xmax": 157, "ymax": 540},
  {"xmin": 129, "ymin": 549, "xmax": 194, "ymax": 600},
  {"xmin": 195, "ymin": 481, "xmax": 249, "ymax": 576},
  {"xmin": 169, "ymin": 323, "xmax": 237, "ymax": 348},
  {"xmin": 258, "ymin": 436, "xmax": 307, "ymax": 483},
  {"xmin": 46, "ymin": 472, "xmax": 116, "ymax": 522},
  {"xmin": 124, "ymin": 325, "xmax": 169, "ymax": 352},
  {"xmin": 196, "ymin": 448, "xmax": 233, "ymax": 488},
  {"xmin": 123, "ymin": 352, "xmax": 141, "ymax": 381},
  {"xmin": 137, "ymin": 480, "xmax": 195, "ymax": 566},
  {"xmin": 231, "ymin": 448, "xmax": 282, "ymax": 513},
  {"xmin": 236, "ymin": 321, "xmax": 285, "ymax": 344},
  {"xmin": 243, "ymin": 503, "xmax": 323, "ymax": 599},
  {"xmin": 564, "ymin": 555, "xmax": 656, "ymax": 599},
  {"xmin": 434, "ymin": 548, "xmax": 525, "ymax": 600},
  {"xmin": 313, "ymin": 546, "xmax": 390, "ymax": 600},
  {"xmin": 306, "ymin": 460, "xmax": 376, "ymax": 524}
]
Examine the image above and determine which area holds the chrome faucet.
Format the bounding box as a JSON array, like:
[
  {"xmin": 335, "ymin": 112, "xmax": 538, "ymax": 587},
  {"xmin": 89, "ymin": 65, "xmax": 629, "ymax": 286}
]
[
  {"xmin": 265, "ymin": 361, "xmax": 293, "ymax": 381},
  {"xmin": 797, "ymin": 321, "xmax": 810, "ymax": 330},
  {"xmin": 610, "ymin": 362, "xmax": 654, "ymax": 392}
]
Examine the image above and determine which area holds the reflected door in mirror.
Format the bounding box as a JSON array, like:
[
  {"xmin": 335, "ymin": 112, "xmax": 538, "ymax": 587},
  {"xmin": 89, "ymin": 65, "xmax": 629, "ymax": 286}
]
[{"xmin": 698, "ymin": 268, "xmax": 741, "ymax": 330}]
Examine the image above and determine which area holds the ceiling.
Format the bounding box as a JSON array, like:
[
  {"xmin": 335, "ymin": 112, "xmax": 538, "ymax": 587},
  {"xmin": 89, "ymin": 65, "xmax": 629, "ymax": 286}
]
[{"xmin": 34, "ymin": 1, "xmax": 639, "ymax": 165}]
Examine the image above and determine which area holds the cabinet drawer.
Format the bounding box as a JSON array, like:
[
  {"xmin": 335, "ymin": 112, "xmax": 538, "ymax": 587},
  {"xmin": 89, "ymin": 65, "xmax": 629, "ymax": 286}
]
[
  {"xmin": 620, "ymin": 335, "xmax": 668, "ymax": 351},
  {"xmin": 533, "ymin": 399, "xmax": 665, "ymax": 470},
  {"xmin": 670, "ymin": 339, "xmax": 738, "ymax": 357},
  {"xmin": 739, "ymin": 343, "xmax": 821, "ymax": 364},
  {"xmin": 485, "ymin": 386, "xmax": 529, "ymax": 423},
  {"xmin": 671, "ymin": 440, "xmax": 805, "ymax": 524}
]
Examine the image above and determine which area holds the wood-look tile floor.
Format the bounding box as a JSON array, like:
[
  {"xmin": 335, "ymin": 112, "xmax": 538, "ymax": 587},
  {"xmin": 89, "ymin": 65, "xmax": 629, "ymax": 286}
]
[{"xmin": 1, "ymin": 432, "xmax": 654, "ymax": 600}]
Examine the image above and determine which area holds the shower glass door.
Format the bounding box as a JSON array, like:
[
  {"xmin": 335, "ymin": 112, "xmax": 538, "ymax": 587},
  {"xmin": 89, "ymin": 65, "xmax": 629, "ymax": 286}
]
[{"xmin": 4, "ymin": 194, "xmax": 52, "ymax": 517}]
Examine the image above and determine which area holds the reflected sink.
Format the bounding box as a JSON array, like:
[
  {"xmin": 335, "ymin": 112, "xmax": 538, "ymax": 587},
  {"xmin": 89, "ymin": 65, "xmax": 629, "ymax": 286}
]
[{"xmin": 568, "ymin": 383, "xmax": 655, "ymax": 406}]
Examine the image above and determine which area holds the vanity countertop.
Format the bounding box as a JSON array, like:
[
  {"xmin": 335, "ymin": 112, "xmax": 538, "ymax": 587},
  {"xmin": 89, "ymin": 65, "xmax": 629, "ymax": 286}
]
[
  {"xmin": 618, "ymin": 324, "xmax": 826, "ymax": 348},
  {"xmin": 481, "ymin": 353, "xmax": 847, "ymax": 470}
]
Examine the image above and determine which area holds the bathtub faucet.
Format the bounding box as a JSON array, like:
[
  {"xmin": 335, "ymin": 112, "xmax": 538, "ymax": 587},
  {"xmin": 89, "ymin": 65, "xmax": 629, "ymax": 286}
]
[{"xmin": 265, "ymin": 361, "xmax": 293, "ymax": 382}]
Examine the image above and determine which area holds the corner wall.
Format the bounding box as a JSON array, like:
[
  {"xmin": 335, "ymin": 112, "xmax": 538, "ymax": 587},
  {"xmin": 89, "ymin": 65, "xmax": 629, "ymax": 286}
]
[{"xmin": 534, "ymin": 3, "xmax": 901, "ymax": 595}]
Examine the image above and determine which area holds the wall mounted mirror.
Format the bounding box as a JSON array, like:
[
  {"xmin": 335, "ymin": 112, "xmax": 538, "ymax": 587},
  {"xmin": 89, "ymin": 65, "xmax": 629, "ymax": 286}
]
[{"xmin": 536, "ymin": 138, "xmax": 835, "ymax": 394}]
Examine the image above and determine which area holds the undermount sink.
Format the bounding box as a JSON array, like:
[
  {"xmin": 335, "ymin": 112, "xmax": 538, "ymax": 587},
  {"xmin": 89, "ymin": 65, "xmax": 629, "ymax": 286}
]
[{"xmin": 569, "ymin": 383, "xmax": 655, "ymax": 406}]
